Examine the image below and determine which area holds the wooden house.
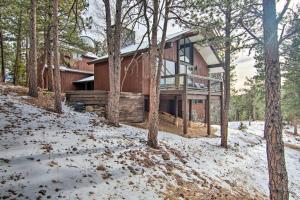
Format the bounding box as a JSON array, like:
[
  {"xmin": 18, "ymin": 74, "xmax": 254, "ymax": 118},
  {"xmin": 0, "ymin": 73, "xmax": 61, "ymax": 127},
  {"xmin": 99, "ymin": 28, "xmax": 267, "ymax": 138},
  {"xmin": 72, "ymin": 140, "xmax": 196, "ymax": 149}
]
[
  {"xmin": 43, "ymin": 52, "xmax": 98, "ymax": 92},
  {"xmin": 68, "ymin": 30, "xmax": 224, "ymax": 134}
]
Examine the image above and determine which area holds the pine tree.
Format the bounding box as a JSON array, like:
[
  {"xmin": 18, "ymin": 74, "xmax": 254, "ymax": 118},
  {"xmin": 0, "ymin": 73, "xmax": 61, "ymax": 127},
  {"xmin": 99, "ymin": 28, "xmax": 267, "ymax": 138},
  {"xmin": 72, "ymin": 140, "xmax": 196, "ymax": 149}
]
[
  {"xmin": 28, "ymin": 0, "xmax": 38, "ymax": 97},
  {"xmin": 262, "ymin": 0, "xmax": 288, "ymax": 199},
  {"xmin": 282, "ymin": 27, "xmax": 300, "ymax": 135},
  {"xmin": 52, "ymin": 0, "xmax": 62, "ymax": 113}
]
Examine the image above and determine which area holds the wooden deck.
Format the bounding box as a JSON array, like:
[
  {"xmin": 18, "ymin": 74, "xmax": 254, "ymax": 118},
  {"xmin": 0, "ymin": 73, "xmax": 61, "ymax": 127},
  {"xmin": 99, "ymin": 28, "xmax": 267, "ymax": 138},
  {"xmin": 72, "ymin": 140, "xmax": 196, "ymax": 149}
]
[{"xmin": 160, "ymin": 74, "xmax": 223, "ymax": 135}]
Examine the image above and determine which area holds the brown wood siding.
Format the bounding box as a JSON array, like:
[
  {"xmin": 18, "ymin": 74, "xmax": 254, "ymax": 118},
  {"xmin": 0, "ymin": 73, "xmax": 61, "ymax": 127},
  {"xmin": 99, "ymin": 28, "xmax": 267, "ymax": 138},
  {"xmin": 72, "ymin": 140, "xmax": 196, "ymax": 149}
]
[
  {"xmin": 94, "ymin": 41, "xmax": 210, "ymax": 95},
  {"xmin": 193, "ymin": 47, "xmax": 208, "ymax": 76},
  {"xmin": 43, "ymin": 68, "xmax": 91, "ymax": 92},
  {"xmin": 73, "ymin": 57, "xmax": 95, "ymax": 72},
  {"xmin": 94, "ymin": 62, "xmax": 110, "ymax": 90},
  {"xmin": 192, "ymin": 101, "xmax": 205, "ymax": 121},
  {"xmin": 163, "ymin": 41, "xmax": 177, "ymax": 61},
  {"xmin": 94, "ymin": 55, "xmax": 144, "ymax": 93}
]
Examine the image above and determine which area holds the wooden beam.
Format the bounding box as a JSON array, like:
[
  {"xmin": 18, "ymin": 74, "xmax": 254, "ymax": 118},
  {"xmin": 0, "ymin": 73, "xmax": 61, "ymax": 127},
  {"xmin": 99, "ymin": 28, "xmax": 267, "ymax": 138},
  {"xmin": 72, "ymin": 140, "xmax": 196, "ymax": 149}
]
[
  {"xmin": 207, "ymin": 80, "xmax": 211, "ymax": 136},
  {"xmin": 182, "ymin": 75, "xmax": 189, "ymax": 134},
  {"xmin": 174, "ymin": 95, "xmax": 179, "ymax": 127},
  {"xmin": 189, "ymin": 99, "xmax": 192, "ymax": 127},
  {"xmin": 208, "ymin": 63, "xmax": 224, "ymax": 68}
]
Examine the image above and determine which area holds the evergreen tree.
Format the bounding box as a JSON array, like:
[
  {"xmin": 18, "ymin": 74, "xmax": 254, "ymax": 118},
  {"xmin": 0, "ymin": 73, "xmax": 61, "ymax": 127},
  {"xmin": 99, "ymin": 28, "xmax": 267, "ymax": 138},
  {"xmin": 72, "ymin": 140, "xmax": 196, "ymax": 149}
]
[{"xmin": 282, "ymin": 24, "xmax": 300, "ymax": 135}]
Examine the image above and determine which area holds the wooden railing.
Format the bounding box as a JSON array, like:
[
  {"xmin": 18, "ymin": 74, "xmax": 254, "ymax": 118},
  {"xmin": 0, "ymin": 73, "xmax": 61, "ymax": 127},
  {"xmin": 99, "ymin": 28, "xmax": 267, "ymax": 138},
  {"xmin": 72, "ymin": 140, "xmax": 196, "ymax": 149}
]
[{"xmin": 160, "ymin": 73, "xmax": 222, "ymax": 94}]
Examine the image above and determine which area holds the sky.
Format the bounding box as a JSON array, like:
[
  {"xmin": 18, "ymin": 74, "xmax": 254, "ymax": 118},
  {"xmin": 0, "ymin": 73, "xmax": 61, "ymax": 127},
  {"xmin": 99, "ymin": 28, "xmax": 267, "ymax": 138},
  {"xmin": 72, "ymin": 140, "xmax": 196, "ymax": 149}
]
[{"xmin": 85, "ymin": 0, "xmax": 299, "ymax": 90}]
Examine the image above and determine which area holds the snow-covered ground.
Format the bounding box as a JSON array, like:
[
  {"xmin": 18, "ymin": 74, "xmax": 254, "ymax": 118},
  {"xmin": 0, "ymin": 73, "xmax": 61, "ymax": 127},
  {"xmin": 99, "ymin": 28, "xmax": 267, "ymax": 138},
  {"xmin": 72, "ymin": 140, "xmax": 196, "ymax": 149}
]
[{"xmin": 0, "ymin": 87, "xmax": 299, "ymax": 200}]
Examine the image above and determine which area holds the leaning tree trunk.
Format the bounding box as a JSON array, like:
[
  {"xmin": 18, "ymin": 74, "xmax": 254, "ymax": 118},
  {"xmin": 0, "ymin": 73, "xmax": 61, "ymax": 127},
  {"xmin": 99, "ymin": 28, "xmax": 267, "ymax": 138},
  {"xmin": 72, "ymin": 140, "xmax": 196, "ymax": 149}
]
[
  {"xmin": 28, "ymin": 0, "xmax": 38, "ymax": 97},
  {"xmin": 52, "ymin": 0, "xmax": 62, "ymax": 113},
  {"xmin": 0, "ymin": 30, "xmax": 5, "ymax": 83},
  {"xmin": 221, "ymin": 0, "xmax": 231, "ymax": 148},
  {"xmin": 262, "ymin": 0, "xmax": 289, "ymax": 199}
]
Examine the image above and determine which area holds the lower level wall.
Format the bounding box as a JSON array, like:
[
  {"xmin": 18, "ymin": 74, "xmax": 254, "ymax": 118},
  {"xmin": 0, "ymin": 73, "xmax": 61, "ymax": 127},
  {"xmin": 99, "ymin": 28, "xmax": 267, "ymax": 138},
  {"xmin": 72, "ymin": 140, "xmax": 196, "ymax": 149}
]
[
  {"xmin": 158, "ymin": 98, "xmax": 205, "ymax": 122},
  {"xmin": 65, "ymin": 90, "xmax": 144, "ymax": 122}
]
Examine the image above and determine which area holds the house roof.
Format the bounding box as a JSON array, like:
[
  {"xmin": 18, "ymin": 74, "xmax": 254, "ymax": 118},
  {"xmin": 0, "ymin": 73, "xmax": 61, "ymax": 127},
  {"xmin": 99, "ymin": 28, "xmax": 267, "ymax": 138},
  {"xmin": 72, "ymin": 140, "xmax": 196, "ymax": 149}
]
[
  {"xmin": 59, "ymin": 66, "xmax": 94, "ymax": 74},
  {"xmin": 73, "ymin": 75, "xmax": 94, "ymax": 83},
  {"xmin": 88, "ymin": 30, "xmax": 223, "ymax": 72},
  {"xmin": 82, "ymin": 52, "xmax": 99, "ymax": 59},
  {"xmin": 45, "ymin": 65, "xmax": 94, "ymax": 75},
  {"xmin": 88, "ymin": 30, "xmax": 202, "ymax": 64}
]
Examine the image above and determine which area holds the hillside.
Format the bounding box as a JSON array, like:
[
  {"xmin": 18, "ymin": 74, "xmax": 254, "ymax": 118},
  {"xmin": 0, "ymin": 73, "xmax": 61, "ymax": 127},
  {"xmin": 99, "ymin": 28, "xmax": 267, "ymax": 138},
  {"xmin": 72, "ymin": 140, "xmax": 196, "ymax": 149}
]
[{"xmin": 0, "ymin": 84, "xmax": 299, "ymax": 200}]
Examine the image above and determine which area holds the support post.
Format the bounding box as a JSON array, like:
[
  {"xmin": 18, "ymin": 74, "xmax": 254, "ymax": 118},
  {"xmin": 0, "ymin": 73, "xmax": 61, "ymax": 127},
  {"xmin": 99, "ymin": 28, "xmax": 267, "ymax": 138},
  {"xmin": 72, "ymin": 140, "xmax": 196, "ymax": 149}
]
[
  {"xmin": 174, "ymin": 95, "xmax": 179, "ymax": 127},
  {"xmin": 189, "ymin": 99, "xmax": 192, "ymax": 127},
  {"xmin": 182, "ymin": 75, "xmax": 189, "ymax": 135},
  {"xmin": 220, "ymin": 82, "xmax": 224, "ymax": 136},
  {"xmin": 207, "ymin": 80, "xmax": 211, "ymax": 136}
]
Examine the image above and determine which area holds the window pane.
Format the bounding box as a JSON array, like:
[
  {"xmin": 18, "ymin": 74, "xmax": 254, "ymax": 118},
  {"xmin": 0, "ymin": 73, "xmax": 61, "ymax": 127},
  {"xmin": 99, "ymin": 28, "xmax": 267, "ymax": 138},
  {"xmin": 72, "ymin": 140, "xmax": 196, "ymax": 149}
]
[
  {"xmin": 165, "ymin": 60, "xmax": 175, "ymax": 75},
  {"xmin": 184, "ymin": 46, "xmax": 190, "ymax": 63}
]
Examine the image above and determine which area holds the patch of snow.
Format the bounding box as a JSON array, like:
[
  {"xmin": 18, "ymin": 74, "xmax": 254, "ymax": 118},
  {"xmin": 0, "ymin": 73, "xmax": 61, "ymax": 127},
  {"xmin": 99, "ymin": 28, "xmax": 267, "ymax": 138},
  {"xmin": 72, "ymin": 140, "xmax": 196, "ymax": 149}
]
[{"xmin": 0, "ymin": 87, "xmax": 299, "ymax": 199}]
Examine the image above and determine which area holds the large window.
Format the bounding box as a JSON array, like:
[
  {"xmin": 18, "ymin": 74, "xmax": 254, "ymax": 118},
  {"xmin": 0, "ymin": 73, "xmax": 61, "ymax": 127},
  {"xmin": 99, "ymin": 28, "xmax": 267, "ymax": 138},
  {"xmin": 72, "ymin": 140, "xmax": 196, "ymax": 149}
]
[
  {"xmin": 160, "ymin": 60, "xmax": 176, "ymax": 85},
  {"xmin": 179, "ymin": 38, "xmax": 193, "ymax": 64}
]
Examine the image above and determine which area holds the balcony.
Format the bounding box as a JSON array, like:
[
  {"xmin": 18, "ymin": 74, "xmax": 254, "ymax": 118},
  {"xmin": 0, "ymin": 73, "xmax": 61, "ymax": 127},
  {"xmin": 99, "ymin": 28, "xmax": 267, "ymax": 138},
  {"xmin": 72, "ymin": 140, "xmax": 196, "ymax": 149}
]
[{"xmin": 160, "ymin": 73, "xmax": 223, "ymax": 96}]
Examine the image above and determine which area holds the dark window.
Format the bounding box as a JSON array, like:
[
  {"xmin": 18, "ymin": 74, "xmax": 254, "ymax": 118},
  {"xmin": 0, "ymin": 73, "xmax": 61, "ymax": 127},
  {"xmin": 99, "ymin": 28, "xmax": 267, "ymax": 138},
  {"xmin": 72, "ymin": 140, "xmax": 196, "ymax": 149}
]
[{"xmin": 179, "ymin": 38, "xmax": 193, "ymax": 64}]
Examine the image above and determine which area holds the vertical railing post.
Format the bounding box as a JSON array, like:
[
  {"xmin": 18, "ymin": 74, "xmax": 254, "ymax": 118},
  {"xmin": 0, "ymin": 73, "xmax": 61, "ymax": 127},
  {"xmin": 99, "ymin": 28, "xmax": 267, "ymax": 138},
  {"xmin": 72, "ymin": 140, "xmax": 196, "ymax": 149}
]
[{"xmin": 207, "ymin": 79, "xmax": 211, "ymax": 136}]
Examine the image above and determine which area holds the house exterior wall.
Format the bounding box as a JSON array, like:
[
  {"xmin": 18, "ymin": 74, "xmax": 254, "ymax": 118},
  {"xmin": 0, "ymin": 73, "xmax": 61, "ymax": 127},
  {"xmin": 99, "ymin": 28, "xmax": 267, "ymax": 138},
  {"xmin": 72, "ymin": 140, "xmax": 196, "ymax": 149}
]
[
  {"xmin": 93, "ymin": 39, "xmax": 211, "ymax": 121},
  {"xmin": 94, "ymin": 41, "xmax": 209, "ymax": 95},
  {"xmin": 192, "ymin": 47, "xmax": 208, "ymax": 76},
  {"xmin": 43, "ymin": 69, "xmax": 92, "ymax": 92},
  {"xmin": 94, "ymin": 55, "xmax": 144, "ymax": 93},
  {"xmin": 73, "ymin": 57, "xmax": 95, "ymax": 72}
]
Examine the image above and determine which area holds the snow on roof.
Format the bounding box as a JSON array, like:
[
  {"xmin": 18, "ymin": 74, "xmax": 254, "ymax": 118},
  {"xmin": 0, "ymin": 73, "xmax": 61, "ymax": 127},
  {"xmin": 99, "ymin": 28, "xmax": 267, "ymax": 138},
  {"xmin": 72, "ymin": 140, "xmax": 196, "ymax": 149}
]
[
  {"xmin": 89, "ymin": 30, "xmax": 197, "ymax": 64},
  {"xmin": 59, "ymin": 66, "xmax": 94, "ymax": 74},
  {"xmin": 73, "ymin": 75, "xmax": 94, "ymax": 83},
  {"xmin": 83, "ymin": 52, "xmax": 99, "ymax": 59},
  {"xmin": 45, "ymin": 65, "xmax": 94, "ymax": 74}
]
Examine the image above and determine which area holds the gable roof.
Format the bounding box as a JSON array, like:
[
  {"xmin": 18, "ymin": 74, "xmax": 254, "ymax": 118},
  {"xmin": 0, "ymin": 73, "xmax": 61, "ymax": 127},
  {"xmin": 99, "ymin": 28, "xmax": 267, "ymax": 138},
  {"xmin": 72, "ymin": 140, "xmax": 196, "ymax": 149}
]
[{"xmin": 88, "ymin": 30, "xmax": 222, "ymax": 67}]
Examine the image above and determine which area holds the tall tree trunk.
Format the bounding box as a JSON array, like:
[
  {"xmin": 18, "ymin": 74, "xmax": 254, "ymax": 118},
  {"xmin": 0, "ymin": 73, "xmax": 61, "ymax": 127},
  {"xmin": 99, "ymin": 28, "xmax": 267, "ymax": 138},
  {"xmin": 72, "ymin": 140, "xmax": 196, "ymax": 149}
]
[
  {"xmin": 262, "ymin": 0, "xmax": 289, "ymax": 199},
  {"xmin": 147, "ymin": 0, "xmax": 159, "ymax": 148},
  {"xmin": 221, "ymin": 0, "xmax": 231, "ymax": 148},
  {"xmin": 46, "ymin": 1, "xmax": 54, "ymax": 91},
  {"xmin": 46, "ymin": 25, "xmax": 54, "ymax": 91},
  {"xmin": 0, "ymin": 31, "xmax": 5, "ymax": 83},
  {"xmin": 37, "ymin": 26, "xmax": 47, "ymax": 89},
  {"xmin": 37, "ymin": 54, "xmax": 45, "ymax": 89},
  {"xmin": 13, "ymin": 15, "xmax": 22, "ymax": 85},
  {"xmin": 25, "ymin": 37, "xmax": 29, "ymax": 86},
  {"xmin": 28, "ymin": 0, "xmax": 38, "ymax": 97},
  {"xmin": 147, "ymin": 0, "xmax": 170, "ymax": 148},
  {"xmin": 103, "ymin": 0, "xmax": 122, "ymax": 126},
  {"xmin": 52, "ymin": 0, "xmax": 62, "ymax": 113}
]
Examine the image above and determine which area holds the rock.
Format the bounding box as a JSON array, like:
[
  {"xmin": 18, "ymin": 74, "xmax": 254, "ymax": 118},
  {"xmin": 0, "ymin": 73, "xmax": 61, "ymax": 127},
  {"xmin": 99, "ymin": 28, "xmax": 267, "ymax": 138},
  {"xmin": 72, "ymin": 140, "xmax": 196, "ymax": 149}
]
[
  {"xmin": 85, "ymin": 106, "xmax": 94, "ymax": 112},
  {"xmin": 162, "ymin": 153, "xmax": 170, "ymax": 160}
]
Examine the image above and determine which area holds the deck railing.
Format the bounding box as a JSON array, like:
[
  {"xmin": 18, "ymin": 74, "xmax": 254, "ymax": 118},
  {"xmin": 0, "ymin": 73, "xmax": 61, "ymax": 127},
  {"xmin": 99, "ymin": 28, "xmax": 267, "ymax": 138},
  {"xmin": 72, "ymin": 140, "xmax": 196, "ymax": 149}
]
[{"xmin": 160, "ymin": 73, "xmax": 223, "ymax": 93}]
